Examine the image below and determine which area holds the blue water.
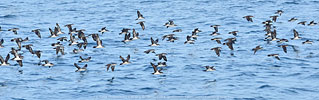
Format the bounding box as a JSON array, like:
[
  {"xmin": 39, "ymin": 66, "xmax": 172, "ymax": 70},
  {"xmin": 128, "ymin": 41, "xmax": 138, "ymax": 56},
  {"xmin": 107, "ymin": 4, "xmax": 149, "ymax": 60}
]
[{"xmin": 1, "ymin": 0, "xmax": 319, "ymax": 99}]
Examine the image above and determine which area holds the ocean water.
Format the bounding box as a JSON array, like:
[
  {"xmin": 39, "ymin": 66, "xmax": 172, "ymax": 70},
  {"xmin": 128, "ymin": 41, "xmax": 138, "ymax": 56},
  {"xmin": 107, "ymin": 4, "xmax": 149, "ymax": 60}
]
[{"xmin": 1, "ymin": 0, "xmax": 319, "ymax": 99}]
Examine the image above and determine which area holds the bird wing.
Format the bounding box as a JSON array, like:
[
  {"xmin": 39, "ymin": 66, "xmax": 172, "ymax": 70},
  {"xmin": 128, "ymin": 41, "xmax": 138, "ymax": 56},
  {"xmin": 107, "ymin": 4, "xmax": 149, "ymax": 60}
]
[
  {"xmin": 5, "ymin": 54, "xmax": 10, "ymax": 62},
  {"xmin": 126, "ymin": 55, "xmax": 130, "ymax": 61},
  {"xmin": 120, "ymin": 56, "xmax": 125, "ymax": 62},
  {"xmin": 0, "ymin": 55, "xmax": 4, "ymax": 63},
  {"xmin": 74, "ymin": 63, "xmax": 80, "ymax": 69}
]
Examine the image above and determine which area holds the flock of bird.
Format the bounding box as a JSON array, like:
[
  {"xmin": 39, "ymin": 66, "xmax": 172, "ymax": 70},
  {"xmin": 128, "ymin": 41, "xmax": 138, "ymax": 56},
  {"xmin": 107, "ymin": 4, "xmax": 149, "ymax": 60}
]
[{"xmin": 0, "ymin": 10, "xmax": 316, "ymax": 75}]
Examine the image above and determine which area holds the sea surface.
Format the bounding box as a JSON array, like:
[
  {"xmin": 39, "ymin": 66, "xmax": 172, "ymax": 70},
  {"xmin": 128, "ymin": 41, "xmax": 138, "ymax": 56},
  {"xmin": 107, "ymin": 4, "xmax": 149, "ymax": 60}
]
[{"xmin": 1, "ymin": 0, "xmax": 319, "ymax": 100}]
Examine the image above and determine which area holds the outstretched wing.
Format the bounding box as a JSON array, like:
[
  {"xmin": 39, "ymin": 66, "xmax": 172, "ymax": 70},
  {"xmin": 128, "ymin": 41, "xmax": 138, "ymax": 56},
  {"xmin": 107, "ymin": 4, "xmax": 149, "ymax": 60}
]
[
  {"xmin": 150, "ymin": 62, "xmax": 157, "ymax": 72},
  {"xmin": 126, "ymin": 55, "xmax": 130, "ymax": 61},
  {"xmin": 74, "ymin": 63, "xmax": 80, "ymax": 69},
  {"xmin": 120, "ymin": 56, "xmax": 125, "ymax": 62},
  {"xmin": 5, "ymin": 54, "xmax": 10, "ymax": 62}
]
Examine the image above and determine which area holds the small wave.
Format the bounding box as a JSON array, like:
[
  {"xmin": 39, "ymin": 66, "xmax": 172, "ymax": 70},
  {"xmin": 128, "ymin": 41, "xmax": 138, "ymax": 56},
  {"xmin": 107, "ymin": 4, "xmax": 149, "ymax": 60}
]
[{"xmin": 0, "ymin": 14, "xmax": 16, "ymax": 18}]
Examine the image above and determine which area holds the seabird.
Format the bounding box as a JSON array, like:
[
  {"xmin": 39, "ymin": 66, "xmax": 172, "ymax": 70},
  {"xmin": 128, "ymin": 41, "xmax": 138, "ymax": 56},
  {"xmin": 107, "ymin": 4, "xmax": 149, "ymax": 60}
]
[
  {"xmin": 8, "ymin": 28, "xmax": 19, "ymax": 34},
  {"xmin": 211, "ymin": 37, "xmax": 222, "ymax": 44},
  {"xmin": 54, "ymin": 46, "xmax": 65, "ymax": 55},
  {"xmin": 51, "ymin": 42, "xmax": 62, "ymax": 47},
  {"xmin": 33, "ymin": 50, "xmax": 42, "ymax": 59},
  {"xmin": 278, "ymin": 45, "xmax": 289, "ymax": 53},
  {"xmin": 119, "ymin": 55, "xmax": 130, "ymax": 65},
  {"xmin": 136, "ymin": 10, "xmax": 145, "ymax": 20},
  {"xmin": 228, "ymin": 31, "xmax": 238, "ymax": 36},
  {"xmin": 122, "ymin": 32, "xmax": 132, "ymax": 43},
  {"xmin": 243, "ymin": 15, "xmax": 253, "ymax": 22},
  {"xmin": 149, "ymin": 37, "xmax": 159, "ymax": 46},
  {"xmin": 308, "ymin": 20, "xmax": 317, "ymax": 26},
  {"xmin": 132, "ymin": 29, "xmax": 140, "ymax": 40},
  {"xmin": 98, "ymin": 27, "xmax": 109, "ymax": 34},
  {"xmin": 91, "ymin": 34, "xmax": 104, "ymax": 48},
  {"xmin": 74, "ymin": 63, "xmax": 87, "ymax": 72},
  {"xmin": 191, "ymin": 30, "xmax": 199, "ymax": 39},
  {"xmin": 204, "ymin": 66, "xmax": 216, "ymax": 72},
  {"xmin": 270, "ymin": 15, "xmax": 278, "ymax": 22},
  {"xmin": 32, "ymin": 29, "xmax": 41, "ymax": 38},
  {"xmin": 156, "ymin": 53, "xmax": 167, "ymax": 61},
  {"xmin": 275, "ymin": 10, "xmax": 283, "ymax": 16},
  {"xmin": 144, "ymin": 49, "xmax": 155, "ymax": 54},
  {"xmin": 184, "ymin": 35, "xmax": 195, "ymax": 44},
  {"xmin": 210, "ymin": 31, "xmax": 220, "ymax": 36},
  {"xmin": 41, "ymin": 60, "xmax": 54, "ymax": 67},
  {"xmin": 302, "ymin": 40, "xmax": 313, "ymax": 44},
  {"xmin": 0, "ymin": 39, "xmax": 4, "ymax": 48},
  {"xmin": 77, "ymin": 29, "xmax": 86, "ymax": 39},
  {"xmin": 270, "ymin": 29, "xmax": 279, "ymax": 41},
  {"xmin": 210, "ymin": 25, "xmax": 220, "ymax": 32},
  {"xmin": 172, "ymin": 29, "xmax": 182, "ymax": 32},
  {"xmin": 288, "ymin": 17, "xmax": 298, "ymax": 22},
  {"xmin": 56, "ymin": 23, "xmax": 64, "ymax": 34},
  {"xmin": 0, "ymin": 54, "xmax": 10, "ymax": 66},
  {"xmin": 150, "ymin": 62, "xmax": 163, "ymax": 75},
  {"xmin": 224, "ymin": 38, "xmax": 236, "ymax": 44},
  {"xmin": 136, "ymin": 21, "xmax": 145, "ymax": 30},
  {"xmin": 78, "ymin": 56, "xmax": 91, "ymax": 63},
  {"xmin": 252, "ymin": 45, "xmax": 263, "ymax": 54},
  {"xmin": 49, "ymin": 28, "xmax": 58, "ymax": 37},
  {"xmin": 11, "ymin": 37, "xmax": 28, "ymax": 50},
  {"xmin": 291, "ymin": 29, "xmax": 301, "ymax": 40},
  {"xmin": 106, "ymin": 63, "xmax": 116, "ymax": 72},
  {"xmin": 164, "ymin": 20, "xmax": 177, "ymax": 28},
  {"xmin": 298, "ymin": 21, "xmax": 306, "ymax": 25},
  {"xmin": 119, "ymin": 28, "xmax": 130, "ymax": 35},
  {"xmin": 22, "ymin": 44, "xmax": 34, "ymax": 54},
  {"xmin": 10, "ymin": 48, "xmax": 23, "ymax": 61},
  {"xmin": 68, "ymin": 35, "xmax": 78, "ymax": 46},
  {"xmin": 64, "ymin": 24, "xmax": 75, "ymax": 34},
  {"xmin": 268, "ymin": 54, "xmax": 280, "ymax": 60},
  {"xmin": 223, "ymin": 41, "xmax": 234, "ymax": 50},
  {"xmin": 211, "ymin": 47, "xmax": 221, "ymax": 57},
  {"xmin": 192, "ymin": 28, "xmax": 202, "ymax": 34},
  {"xmin": 157, "ymin": 62, "xmax": 167, "ymax": 67}
]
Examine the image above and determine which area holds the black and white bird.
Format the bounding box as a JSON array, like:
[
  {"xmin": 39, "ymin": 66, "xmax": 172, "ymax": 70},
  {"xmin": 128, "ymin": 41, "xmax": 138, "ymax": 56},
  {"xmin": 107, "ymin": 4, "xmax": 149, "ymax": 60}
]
[
  {"xmin": 211, "ymin": 47, "xmax": 221, "ymax": 57},
  {"xmin": 74, "ymin": 63, "xmax": 88, "ymax": 72},
  {"xmin": 136, "ymin": 21, "xmax": 145, "ymax": 30},
  {"xmin": 8, "ymin": 28, "xmax": 19, "ymax": 35},
  {"xmin": 0, "ymin": 54, "xmax": 10, "ymax": 66},
  {"xmin": 106, "ymin": 63, "xmax": 117, "ymax": 72},
  {"xmin": 32, "ymin": 29, "xmax": 41, "ymax": 38},
  {"xmin": 41, "ymin": 60, "xmax": 54, "ymax": 67},
  {"xmin": 164, "ymin": 20, "xmax": 177, "ymax": 28},
  {"xmin": 78, "ymin": 56, "xmax": 91, "ymax": 63},
  {"xmin": 204, "ymin": 66, "xmax": 216, "ymax": 72},
  {"xmin": 156, "ymin": 53, "xmax": 167, "ymax": 61},
  {"xmin": 291, "ymin": 29, "xmax": 301, "ymax": 40},
  {"xmin": 98, "ymin": 27, "xmax": 109, "ymax": 34},
  {"xmin": 243, "ymin": 15, "xmax": 254, "ymax": 22},
  {"xmin": 150, "ymin": 62, "xmax": 163, "ymax": 75},
  {"xmin": 120, "ymin": 55, "xmax": 130, "ymax": 65},
  {"xmin": 136, "ymin": 10, "xmax": 145, "ymax": 20},
  {"xmin": 149, "ymin": 37, "xmax": 159, "ymax": 46}
]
